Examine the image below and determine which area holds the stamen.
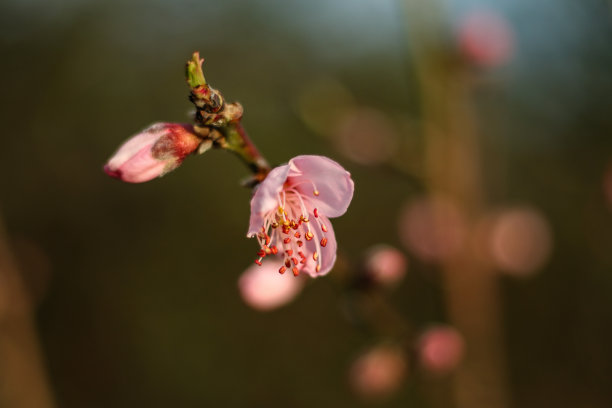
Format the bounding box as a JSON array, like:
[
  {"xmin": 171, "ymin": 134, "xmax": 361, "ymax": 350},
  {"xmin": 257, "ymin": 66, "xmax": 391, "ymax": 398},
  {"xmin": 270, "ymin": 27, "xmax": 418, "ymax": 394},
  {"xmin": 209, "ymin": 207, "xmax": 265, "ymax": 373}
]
[{"xmin": 320, "ymin": 237, "xmax": 328, "ymax": 247}]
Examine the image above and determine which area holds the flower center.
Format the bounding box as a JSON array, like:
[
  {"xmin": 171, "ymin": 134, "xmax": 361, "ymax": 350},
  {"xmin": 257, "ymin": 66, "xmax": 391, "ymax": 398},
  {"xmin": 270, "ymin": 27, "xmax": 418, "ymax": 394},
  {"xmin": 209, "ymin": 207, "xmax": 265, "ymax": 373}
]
[{"xmin": 253, "ymin": 189, "xmax": 328, "ymax": 276}]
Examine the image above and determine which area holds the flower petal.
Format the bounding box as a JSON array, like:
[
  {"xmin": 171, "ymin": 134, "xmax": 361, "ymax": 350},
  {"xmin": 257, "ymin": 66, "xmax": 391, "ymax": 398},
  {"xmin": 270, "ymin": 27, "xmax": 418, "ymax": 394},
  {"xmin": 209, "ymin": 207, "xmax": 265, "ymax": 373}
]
[
  {"xmin": 301, "ymin": 215, "xmax": 337, "ymax": 277},
  {"xmin": 288, "ymin": 155, "xmax": 354, "ymax": 218},
  {"xmin": 247, "ymin": 164, "xmax": 291, "ymax": 237},
  {"xmin": 238, "ymin": 257, "xmax": 305, "ymax": 311}
]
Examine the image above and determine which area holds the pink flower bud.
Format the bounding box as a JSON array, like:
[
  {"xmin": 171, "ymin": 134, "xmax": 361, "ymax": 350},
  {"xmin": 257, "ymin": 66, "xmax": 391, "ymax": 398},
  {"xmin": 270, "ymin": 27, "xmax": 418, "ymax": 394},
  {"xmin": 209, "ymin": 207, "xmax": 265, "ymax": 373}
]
[
  {"xmin": 349, "ymin": 345, "xmax": 407, "ymax": 398},
  {"xmin": 238, "ymin": 258, "xmax": 305, "ymax": 311},
  {"xmin": 364, "ymin": 245, "xmax": 408, "ymax": 287},
  {"xmin": 104, "ymin": 123, "xmax": 202, "ymax": 183},
  {"xmin": 418, "ymin": 325, "xmax": 465, "ymax": 376}
]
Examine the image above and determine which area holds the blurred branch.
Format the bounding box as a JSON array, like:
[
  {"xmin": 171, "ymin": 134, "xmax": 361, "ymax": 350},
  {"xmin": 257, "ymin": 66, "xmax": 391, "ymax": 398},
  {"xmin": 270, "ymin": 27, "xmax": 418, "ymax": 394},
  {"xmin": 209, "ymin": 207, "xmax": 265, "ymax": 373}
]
[
  {"xmin": 402, "ymin": 1, "xmax": 510, "ymax": 408},
  {"xmin": 0, "ymin": 212, "xmax": 55, "ymax": 408}
]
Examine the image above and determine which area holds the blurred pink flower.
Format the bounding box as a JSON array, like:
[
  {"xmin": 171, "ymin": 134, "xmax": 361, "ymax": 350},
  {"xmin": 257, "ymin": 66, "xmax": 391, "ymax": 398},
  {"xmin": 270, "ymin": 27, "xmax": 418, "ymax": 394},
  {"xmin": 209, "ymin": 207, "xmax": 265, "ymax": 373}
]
[
  {"xmin": 364, "ymin": 245, "xmax": 408, "ymax": 287},
  {"xmin": 349, "ymin": 345, "xmax": 407, "ymax": 398},
  {"xmin": 398, "ymin": 196, "xmax": 468, "ymax": 262},
  {"xmin": 418, "ymin": 325, "xmax": 465, "ymax": 375},
  {"xmin": 457, "ymin": 10, "xmax": 515, "ymax": 67},
  {"xmin": 104, "ymin": 123, "xmax": 201, "ymax": 183},
  {"xmin": 248, "ymin": 155, "xmax": 354, "ymax": 277},
  {"xmin": 488, "ymin": 207, "xmax": 552, "ymax": 276},
  {"xmin": 238, "ymin": 258, "xmax": 305, "ymax": 311}
]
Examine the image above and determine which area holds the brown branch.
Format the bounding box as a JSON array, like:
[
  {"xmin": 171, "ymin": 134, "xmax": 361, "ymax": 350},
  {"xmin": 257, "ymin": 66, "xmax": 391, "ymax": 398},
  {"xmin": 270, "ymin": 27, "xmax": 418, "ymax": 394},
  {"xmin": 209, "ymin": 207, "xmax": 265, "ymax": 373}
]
[{"xmin": 0, "ymin": 212, "xmax": 55, "ymax": 408}]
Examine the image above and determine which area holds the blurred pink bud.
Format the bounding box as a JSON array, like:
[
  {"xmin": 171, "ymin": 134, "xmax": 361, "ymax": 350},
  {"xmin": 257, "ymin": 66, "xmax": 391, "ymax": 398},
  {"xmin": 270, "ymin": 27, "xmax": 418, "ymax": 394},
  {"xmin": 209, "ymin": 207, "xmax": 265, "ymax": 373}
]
[
  {"xmin": 398, "ymin": 196, "xmax": 468, "ymax": 263},
  {"xmin": 104, "ymin": 123, "xmax": 202, "ymax": 183},
  {"xmin": 238, "ymin": 258, "xmax": 305, "ymax": 311},
  {"xmin": 488, "ymin": 207, "xmax": 552, "ymax": 276},
  {"xmin": 364, "ymin": 245, "xmax": 408, "ymax": 287},
  {"xmin": 418, "ymin": 325, "xmax": 465, "ymax": 375},
  {"xmin": 349, "ymin": 346, "xmax": 407, "ymax": 398},
  {"xmin": 248, "ymin": 155, "xmax": 354, "ymax": 277},
  {"xmin": 457, "ymin": 10, "xmax": 515, "ymax": 67}
]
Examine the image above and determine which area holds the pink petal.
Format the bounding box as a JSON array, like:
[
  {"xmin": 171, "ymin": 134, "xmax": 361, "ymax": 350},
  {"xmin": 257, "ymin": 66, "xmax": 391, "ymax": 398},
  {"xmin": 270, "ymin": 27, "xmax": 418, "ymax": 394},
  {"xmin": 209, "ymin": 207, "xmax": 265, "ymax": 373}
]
[
  {"xmin": 238, "ymin": 258, "xmax": 305, "ymax": 311},
  {"xmin": 247, "ymin": 164, "xmax": 290, "ymax": 237},
  {"xmin": 104, "ymin": 123, "xmax": 200, "ymax": 184},
  {"xmin": 288, "ymin": 155, "xmax": 354, "ymax": 218},
  {"xmin": 110, "ymin": 145, "xmax": 169, "ymax": 183},
  {"xmin": 301, "ymin": 215, "xmax": 337, "ymax": 277}
]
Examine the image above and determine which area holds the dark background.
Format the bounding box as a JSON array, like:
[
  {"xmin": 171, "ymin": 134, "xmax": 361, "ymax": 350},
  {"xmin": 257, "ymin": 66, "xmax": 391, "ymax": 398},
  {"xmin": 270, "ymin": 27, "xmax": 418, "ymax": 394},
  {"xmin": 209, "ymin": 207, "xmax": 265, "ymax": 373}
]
[{"xmin": 1, "ymin": 0, "xmax": 612, "ymax": 407}]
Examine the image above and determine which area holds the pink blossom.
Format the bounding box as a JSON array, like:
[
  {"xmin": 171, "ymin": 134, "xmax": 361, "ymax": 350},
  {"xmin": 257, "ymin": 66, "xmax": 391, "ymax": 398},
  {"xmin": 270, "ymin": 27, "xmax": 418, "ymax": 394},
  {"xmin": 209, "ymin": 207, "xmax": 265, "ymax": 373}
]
[
  {"xmin": 238, "ymin": 258, "xmax": 305, "ymax": 311},
  {"xmin": 418, "ymin": 325, "xmax": 465, "ymax": 375},
  {"xmin": 104, "ymin": 123, "xmax": 202, "ymax": 183},
  {"xmin": 349, "ymin": 345, "xmax": 407, "ymax": 398},
  {"xmin": 457, "ymin": 10, "xmax": 515, "ymax": 68},
  {"xmin": 364, "ymin": 245, "xmax": 408, "ymax": 287},
  {"xmin": 248, "ymin": 155, "xmax": 354, "ymax": 277}
]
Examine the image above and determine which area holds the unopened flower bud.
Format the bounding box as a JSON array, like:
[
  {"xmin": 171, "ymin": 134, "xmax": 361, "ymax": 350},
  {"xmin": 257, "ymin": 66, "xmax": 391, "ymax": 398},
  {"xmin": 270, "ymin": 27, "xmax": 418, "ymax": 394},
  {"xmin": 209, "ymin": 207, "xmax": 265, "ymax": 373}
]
[{"xmin": 104, "ymin": 123, "xmax": 202, "ymax": 183}]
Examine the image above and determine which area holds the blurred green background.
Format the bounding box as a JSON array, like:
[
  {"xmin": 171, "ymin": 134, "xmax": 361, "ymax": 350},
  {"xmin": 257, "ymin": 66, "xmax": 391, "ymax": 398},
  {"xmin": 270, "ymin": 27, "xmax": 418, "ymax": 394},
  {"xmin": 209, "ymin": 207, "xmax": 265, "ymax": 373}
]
[{"xmin": 1, "ymin": 0, "xmax": 612, "ymax": 407}]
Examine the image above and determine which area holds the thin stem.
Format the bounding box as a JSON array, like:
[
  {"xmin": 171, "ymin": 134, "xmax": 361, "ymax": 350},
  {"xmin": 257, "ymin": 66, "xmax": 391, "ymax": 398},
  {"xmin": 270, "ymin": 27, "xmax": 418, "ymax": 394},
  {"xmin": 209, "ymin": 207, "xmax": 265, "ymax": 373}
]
[{"xmin": 186, "ymin": 52, "xmax": 271, "ymax": 184}]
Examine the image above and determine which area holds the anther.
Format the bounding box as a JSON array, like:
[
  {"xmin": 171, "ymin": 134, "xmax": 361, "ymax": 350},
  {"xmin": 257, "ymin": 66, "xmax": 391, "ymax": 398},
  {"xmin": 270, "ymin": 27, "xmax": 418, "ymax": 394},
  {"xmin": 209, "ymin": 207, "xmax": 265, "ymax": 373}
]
[
  {"xmin": 283, "ymin": 237, "xmax": 291, "ymax": 244},
  {"xmin": 257, "ymin": 249, "xmax": 266, "ymax": 257},
  {"xmin": 297, "ymin": 240, "xmax": 303, "ymax": 247},
  {"xmin": 279, "ymin": 266, "xmax": 287, "ymax": 274},
  {"xmin": 292, "ymin": 257, "xmax": 299, "ymax": 266},
  {"xmin": 313, "ymin": 208, "xmax": 319, "ymax": 218},
  {"xmin": 300, "ymin": 215, "xmax": 309, "ymax": 223},
  {"xmin": 255, "ymin": 259, "xmax": 262, "ymax": 266},
  {"xmin": 265, "ymin": 235, "xmax": 271, "ymax": 246},
  {"xmin": 298, "ymin": 251, "xmax": 306, "ymax": 258},
  {"xmin": 313, "ymin": 252, "xmax": 319, "ymax": 261},
  {"xmin": 286, "ymin": 249, "xmax": 294, "ymax": 256},
  {"xmin": 300, "ymin": 258, "xmax": 307, "ymax": 265},
  {"xmin": 316, "ymin": 264, "xmax": 321, "ymax": 273},
  {"xmin": 320, "ymin": 237, "xmax": 328, "ymax": 247},
  {"xmin": 264, "ymin": 246, "xmax": 272, "ymax": 255},
  {"xmin": 285, "ymin": 259, "xmax": 291, "ymax": 268},
  {"xmin": 271, "ymin": 245, "xmax": 278, "ymax": 255},
  {"xmin": 271, "ymin": 222, "xmax": 279, "ymax": 229},
  {"xmin": 313, "ymin": 189, "xmax": 320, "ymax": 196},
  {"xmin": 321, "ymin": 224, "xmax": 328, "ymax": 232},
  {"xmin": 305, "ymin": 231, "xmax": 314, "ymax": 241},
  {"xmin": 294, "ymin": 232, "xmax": 301, "ymax": 238},
  {"xmin": 292, "ymin": 267, "xmax": 299, "ymax": 277}
]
